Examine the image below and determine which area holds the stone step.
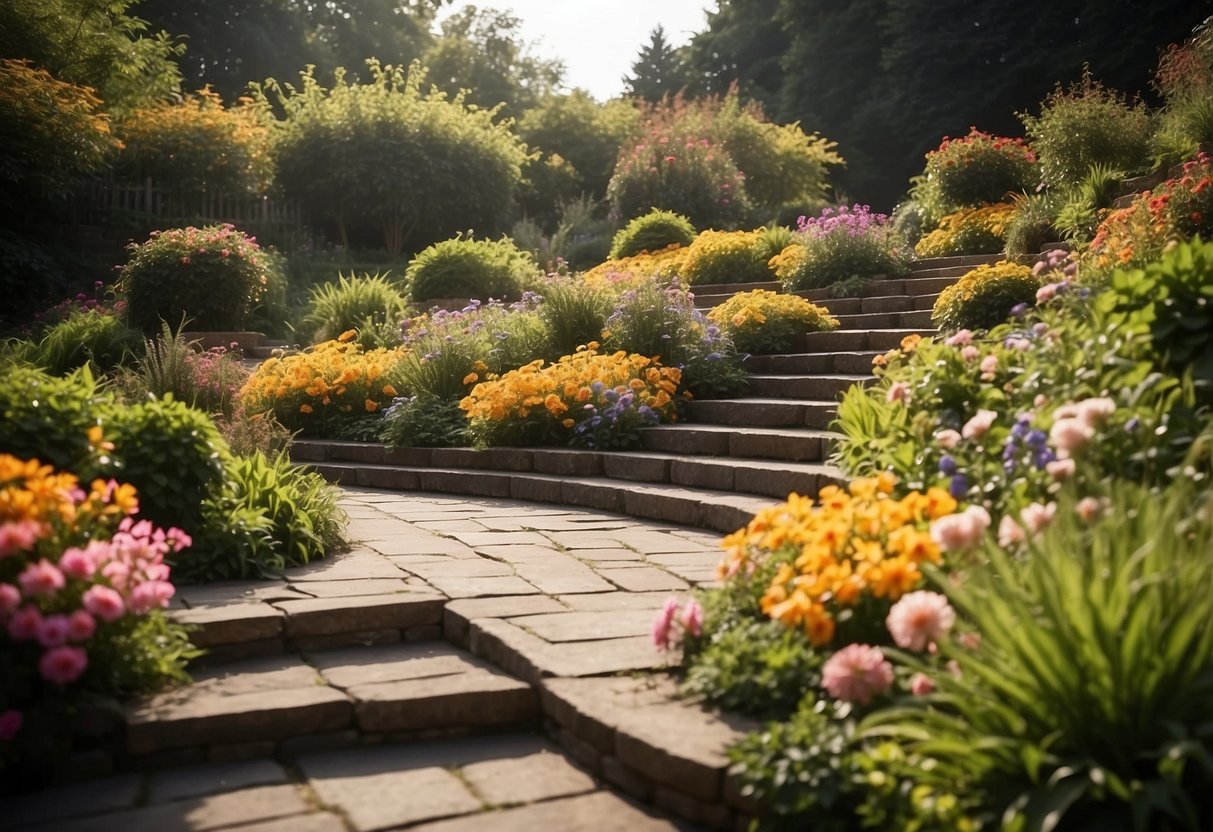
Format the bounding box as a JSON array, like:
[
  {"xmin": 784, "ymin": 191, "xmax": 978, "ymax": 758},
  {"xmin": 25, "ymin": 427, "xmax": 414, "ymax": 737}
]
[
  {"xmin": 121, "ymin": 641, "xmax": 539, "ymax": 760},
  {"xmin": 745, "ymin": 373, "xmax": 871, "ymax": 400},
  {"xmin": 683, "ymin": 397, "xmax": 838, "ymax": 429},
  {"xmin": 834, "ymin": 309, "xmax": 934, "ymax": 330},
  {"xmin": 745, "ymin": 350, "xmax": 881, "ymax": 375},
  {"xmin": 910, "ymin": 253, "xmax": 1003, "ymax": 272},
  {"xmin": 639, "ymin": 423, "xmax": 839, "ymax": 462},
  {"xmin": 783, "ymin": 328, "xmax": 935, "ymax": 353},
  {"xmin": 300, "ymin": 459, "xmax": 779, "ymax": 534},
  {"xmin": 690, "ymin": 279, "xmax": 781, "ymax": 296}
]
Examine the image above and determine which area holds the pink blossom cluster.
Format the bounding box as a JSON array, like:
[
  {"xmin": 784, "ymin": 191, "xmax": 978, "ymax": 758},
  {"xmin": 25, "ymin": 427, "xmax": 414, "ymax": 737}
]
[
  {"xmin": 1049, "ymin": 397, "xmax": 1115, "ymax": 458},
  {"xmin": 651, "ymin": 596, "xmax": 705, "ymax": 651},
  {"xmin": 797, "ymin": 204, "xmax": 891, "ymax": 239}
]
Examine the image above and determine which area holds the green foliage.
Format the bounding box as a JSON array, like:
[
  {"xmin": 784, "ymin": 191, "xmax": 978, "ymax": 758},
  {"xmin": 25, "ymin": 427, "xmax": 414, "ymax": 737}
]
[
  {"xmin": 0, "ymin": 59, "xmax": 119, "ymax": 209},
  {"xmin": 865, "ymin": 481, "xmax": 1213, "ymax": 830},
  {"xmin": 623, "ymin": 25, "xmax": 690, "ymax": 103},
  {"xmin": 119, "ymin": 225, "xmax": 273, "ymax": 333},
  {"xmin": 259, "ymin": 61, "xmax": 528, "ymax": 255},
  {"xmin": 0, "ymin": 363, "xmax": 107, "ymax": 474},
  {"xmin": 105, "ymin": 397, "xmax": 230, "ymax": 534},
  {"xmin": 183, "ymin": 451, "xmax": 345, "ymax": 581},
  {"xmin": 13, "ymin": 309, "xmax": 142, "ymax": 376},
  {"xmin": 609, "ymin": 209, "xmax": 697, "ymax": 259},
  {"xmin": 114, "ymin": 88, "xmax": 274, "ymax": 196},
  {"xmin": 537, "ymin": 279, "xmax": 612, "ymax": 358},
  {"xmin": 1055, "ymin": 163, "xmax": 1126, "ymax": 242},
  {"xmin": 915, "ymin": 128, "xmax": 1038, "ymax": 219},
  {"xmin": 931, "ymin": 262, "xmax": 1041, "ymax": 331},
  {"xmin": 379, "ymin": 393, "xmax": 469, "ymax": 448},
  {"xmin": 548, "ymin": 196, "xmax": 614, "ymax": 271},
  {"xmin": 406, "ymin": 236, "xmax": 540, "ymax": 303},
  {"xmin": 1096, "ymin": 237, "xmax": 1213, "ymax": 397},
  {"xmin": 1152, "ymin": 18, "xmax": 1213, "ymax": 167},
  {"xmin": 1004, "ymin": 193, "xmax": 1063, "ymax": 256},
  {"xmin": 130, "ymin": 321, "xmax": 196, "ymax": 406},
  {"xmin": 1019, "ymin": 71, "xmax": 1153, "ymax": 189},
  {"xmin": 303, "ymin": 272, "xmax": 409, "ymax": 348}
]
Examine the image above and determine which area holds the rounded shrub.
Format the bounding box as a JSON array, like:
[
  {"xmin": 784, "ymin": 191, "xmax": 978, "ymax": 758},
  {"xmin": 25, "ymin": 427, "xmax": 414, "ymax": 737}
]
[
  {"xmin": 406, "ymin": 236, "xmax": 540, "ymax": 303},
  {"xmin": 772, "ymin": 205, "xmax": 911, "ymax": 291},
  {"xmin": 707, "ymin": 289, "xmax": 839, "ymax": 354},
  {"xmin": 931, "ymin": 261, "xmax": 1040, "ymax": 331},
  {"xmin": 119, "ymin": 224, "xmax": 273, "ymax": 333},
  {"xmin": 104, "ymin": 396, "xmax": 230, "ymax": 535},
  {"xmin": 1019, "ymin": 72, "xmax": 1152, "ymax": 189},
  {"xmin": 0, "ymin": 364, "xmax": 109, "ymax": 475},
  {"xmin": 609, "ymin": 209, "xmax": 696, "ymax": 259},
  {"xmin": 915, "ymin": 203, "xmax": 1016, "ymax": 258},
  {"xmin": 680, "ymin": 230, "xmax": 771, "ymax": 286},
  {"xmin": 302, "ymin": 272, "xmax": 409, "ymax": 348},
  {"xmin": 917, "ymin": 128, "xmax": 1038, "ymax": 217}
]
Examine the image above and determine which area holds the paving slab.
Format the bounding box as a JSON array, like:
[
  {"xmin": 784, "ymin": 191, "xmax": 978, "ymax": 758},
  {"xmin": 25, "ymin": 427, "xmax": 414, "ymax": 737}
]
[
  {"xmin": 460, "ymin": 747, "xmax": 596, "ymax": 806},
  {"xmin": 288, "ymin": 577, "xmax": 414, "ymax": 598},
  {"xmin": 597, "ymin": 566, "xmax": 690, "ymax": 592},
  {"xmin": 146, "ymin": 759, "xmax": 289, "ymax": 803},
  {"xmin": 408, "ymin": 791, "xmax": 687, "ymax": 832},
  {"xmin": 3, "ymin": 774, "xmax": 141, "ymax": 829},
  {"xmin": 512, "ymin": 609, "xmax": 658, "ymax": 643}
]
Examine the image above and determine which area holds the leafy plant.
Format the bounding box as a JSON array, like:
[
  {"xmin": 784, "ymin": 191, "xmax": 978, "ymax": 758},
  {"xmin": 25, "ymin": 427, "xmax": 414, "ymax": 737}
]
[
  {"xmin": 931, "ymin": 261, "xmax": 1040, "ymax": 331},
  {"xmin": 772, "ymin": 205, "xmax": 911, "ymax": 291},
  {"xmin": 1019, "ymin": 70, "xmax": 1152, "ymax": 189},
  {"xmin": 9, "ymin": 309, "xmax": 142, "ymax": 376},
  {"xmin": 379, "ymin": 393, "xmax": 470, "ymax": 448},
  {"xmin": 915, "ymin": 127, "xmax": 1038, "ymax": 219},
  {"xmin": 131, "ymin": 321, "xmax": 196, "ymax": 405},
  {"xmin": 118, "ymin": 224, "xmax": 274, "ymax": 333},
  {"xmin": 406, "ymin": 235, "xmax": 540, "ymax": 303},
  {"xmin": 609, "ymin": 208, "xmax": 696, "ymax": 259},
  {"xmin": 708, "ymin": 289, "xmax": 839, "ymax": 354},
  {"xmin": 537, "ymin": 278, "xmax": 612, "ymax": 358},
  {"xmin": 0, "ymin": 363, "xmax": 109, "ymax": 475},
  {"xmin": 914, "ymin": 202, "xmax": 1015, "ymax": 258},
  {"xmin": 1055, "ymin": 163, "xmax": 1126, "ymax": 242},
  {"xmin": 1004, "ymin": 192, "xmax": 1063, "ymax": 257},
  {"xmin": 302, "ymin": 272, "xmax": 409, "ymax": 348}
]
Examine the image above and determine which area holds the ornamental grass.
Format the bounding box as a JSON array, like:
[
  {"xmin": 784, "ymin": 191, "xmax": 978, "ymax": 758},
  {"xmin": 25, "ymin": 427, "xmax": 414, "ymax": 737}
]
[{"xmin": 459, "ymin": 345, "xmax": 682, "ymax": 449}]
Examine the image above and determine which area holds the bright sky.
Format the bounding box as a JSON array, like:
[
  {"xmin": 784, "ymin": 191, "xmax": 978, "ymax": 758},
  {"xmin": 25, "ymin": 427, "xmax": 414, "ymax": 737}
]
[{"xmin": 438, "ymin": 1, "xmax": 715, "ymax": 101}]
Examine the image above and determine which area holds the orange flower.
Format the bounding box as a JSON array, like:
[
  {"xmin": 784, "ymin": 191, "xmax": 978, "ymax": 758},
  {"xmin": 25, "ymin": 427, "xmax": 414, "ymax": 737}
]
[{"xmin": 299, "ymin": 404, "xmax": 313, "ymax": 414}]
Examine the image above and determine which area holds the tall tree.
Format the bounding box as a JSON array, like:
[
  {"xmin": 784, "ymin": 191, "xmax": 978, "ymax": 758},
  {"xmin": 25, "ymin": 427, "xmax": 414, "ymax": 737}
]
[
  {"xmin": 684, "ymin": 0, "xmax": 787, "ymax": 104},
  {"xmin": 623, "ymin": 25, "xmax": 690, "ymax": 103}
]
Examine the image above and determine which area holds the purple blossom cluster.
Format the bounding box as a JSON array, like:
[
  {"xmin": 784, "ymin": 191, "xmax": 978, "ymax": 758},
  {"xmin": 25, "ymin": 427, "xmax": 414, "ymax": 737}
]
[
  {"xmin": 572, "ymin": 382, "xmax": 661, "ymax": 450},
  {"xmin": 797, "ymin": 204, "xmax": 892, "ymax": 238}
]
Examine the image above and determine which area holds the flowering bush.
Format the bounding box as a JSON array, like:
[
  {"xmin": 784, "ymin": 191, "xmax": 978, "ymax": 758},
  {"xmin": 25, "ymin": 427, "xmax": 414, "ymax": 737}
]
[
  {"xmin": 1153, "ymin": 19, "xmax": 1213, "ymax": 164},
  {"xmin": 679, "ymin": 230, "xmax": 774, "ymax": 286},
  {"xmin": 459, "ymin": 346, "xmax": 682, "ymax": 449},
  {"xmin": 931, "ymin": 261, "xmax": 1040, "ymax": 331},
  {"xmin": 119, "ymin": 224, "xmax": 275, "ymax": 333},
  {"xmin": 609, "ymin": 208, "xmax": 697, "ymax": 259},
  {"xmin": 239, "ymin": 331, "xmax": 406, "ymax": 438},
  {"xmin": 707, "ymin": 289, "xmax": 839, "ymax": 354},
  {"xmin": 0, "ymin": 453, "xmax": 195, "ymax": 775},
  {"xmin": 580, "ymin": 244, "xmax": 688, "ymax": 292},
  {"xmin": 917, "ymin": 128, "xmax": 1038, "ymax": 217},
  {"xmin": 184, "ymin": 344, "xmax": 249, "ymax": 419},
  {"xmin": 914, "ymin": 202, "xmax": 1016, "ymax": 257},
  {"xmin": 607, "ymin": 133, "xmax": 751, "ymax": 229},
  {"xmin": 773, "ymin": 205, "xmax": 912, "ymax": 291}
]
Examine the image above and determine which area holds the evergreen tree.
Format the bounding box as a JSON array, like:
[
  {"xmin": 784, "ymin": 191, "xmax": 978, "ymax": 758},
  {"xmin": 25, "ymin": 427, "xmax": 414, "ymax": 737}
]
[{"xmin": 623, "ymin": 25, "xmax": 690, "ymax": 102}]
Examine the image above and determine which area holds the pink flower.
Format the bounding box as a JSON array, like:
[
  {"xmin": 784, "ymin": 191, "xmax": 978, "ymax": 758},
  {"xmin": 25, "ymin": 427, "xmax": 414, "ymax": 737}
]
[
  {"xmin": 39, "ymin": 645, "xmax": 88, "ymax": 685},
  {"xmin": 910, "ymin": 673, "xmax": 936, "ymax": 696},
  {"xmin": 945, "ymin": 329, "xmax": 973, "ymax": 347},
  {"xmin": 1035, "ymin": 283, "xmax": 1058, "ymax": 303},
  {"xmin": 1005, "ymin": 337, "xmax": 1031, "ymax": 351},
  {"xmin": 886, "ymin": 591, "xmax": 956, "ymax": 651},
  {"xmin": 821, "ymin": 644, "xmax": 894, "ymax": 705},
  {"xmin": 962, "ymin": 409, "xmax": 998, "ymax": 439},
  {"xmin": 934, "ymin": 429, "xmax": 962, "ymax": 449},
  {"xmin": 82, "ymin": 585, "xmax": 125, "ymax": 622},
  {"xmin": 1076, "ymin": 397, "xmax": 1115, "ymax": 426},
  {"xmin": 129, "ymin": 580, "xmax": 175, "ymax": 614},
  {"xmin": 1020, "ymin": 502, "xmax": 1057, "ymax": 536},
  {"xmin": 680, "ymin": 599, "xmax": 704, "ymax": 638},
  {"xmin": 0, "ymin": 709, "xmax": 22, "ymax": 741},
  {"xmin": 1076, "ymin": 497, "xmax": 1103, "ymax": 522},
  {"xmin": 960, "ymin": 345, "xmax": 980, "ymax": 362},
  {"xmin": 0, "ymin": 520, "xmax": 41, "ymax": 557},
  {"xmin": 59, "ymin": 545, "xmax": 98, "ymax": 580},
  {"xmin": 1046, "ymin": 458, "xmax": 1075, "ymax": 481},
  {"xmin": 7, "ymin": 605, "xmax": 42, "ymax": 640},
  {"xmin": 18, "ymin": 559, "xmax": 65, "ymax": 597},
  {"xmin": 998, "ymin": 515, "xmax": 1025, "ymax": 547},
  {"xmin": 651, "ymin": 597, "xmax": 679, "ymax": 651},
  {"xmin": 930, "ymin": 505, "xmax": 991, "ymax": 551},
  {"xmin": 36, "ymin": 613, "xmax": 70, "ymax": 648},
  {"xmin": 886, "ymin": 381, "xmax": 911, "ymax": 404},
  {"xmin": 0, "ymin": 583, "xmax": 20, "ymax": 618},
  {"xmin": 979, "ymin": 354, "xmax": 999, "ymax": 377},
  {"xmin": 1050, "ymin": 417, "xmax": 1094, "ymax": 457},
  {"xmin": 68, "ymin": 610, "xmax": 96, "ymax": 642}
]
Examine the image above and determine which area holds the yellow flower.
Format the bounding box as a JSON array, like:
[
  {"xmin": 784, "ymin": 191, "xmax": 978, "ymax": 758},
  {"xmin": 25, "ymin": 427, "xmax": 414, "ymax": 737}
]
[
  {"xmin": 338, "ymin": 329, "xmax": 357, "ymax": 343},
  {"xmin": 463, "ymin": 372, "xmax": 479, "ymax": 385},
  {"xmin": 299, "ymin": 404, "xmax": 313, "ymax": 414},
  {"xmin": 382, "ymin": 384, "xmax": 398, "ymax": 397},
  {"xmin": 365, "ymin": 399, "xmax": 379, "ymax": 413}
]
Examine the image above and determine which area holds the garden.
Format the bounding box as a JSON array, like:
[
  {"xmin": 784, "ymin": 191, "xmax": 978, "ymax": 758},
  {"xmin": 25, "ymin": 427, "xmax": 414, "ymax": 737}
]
[{"xmin": 1, "ymin": 1, "xmax": 1212, "ymax": 828}]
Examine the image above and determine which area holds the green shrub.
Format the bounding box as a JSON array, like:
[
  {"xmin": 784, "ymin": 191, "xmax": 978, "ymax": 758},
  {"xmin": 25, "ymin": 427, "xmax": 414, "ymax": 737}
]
[
  {"xmin": 105, "ymin": 396, "xmax": 230, "ymax": 534},
  {"xmin": 302, "ymin": 272, "xmax": 409, "ymax": 348},
  {"xmin": 131, "ymin": 322, "xmax": 197, "ymax": 405},
  {"xmin": 1054, "ymin": 163, "xmax": 1125, "ymax": 242},
  {"xmin": 1153, "ymin": 18, "xmax": 1213, "ymax": 168},
  {"xmin": 1096, "ymin": 236, "xmax": 1213, "ymax": 397},
  {"xmin": 915, "ymin": 128, "xmax": 1038, "ymax": 218},
  {"xmin": 772, "ymin": 205, "xmax": 911, "ymax": 291},
  {"xmin": 548, "ymin": 196, "xmax": 614, "ymax": 270},
  {"xmin": 119, "ymin": 224, "xmax": 273, "ymax": 333},
  {"xmin": 609, "ymin": 209, "xmax": 696, "ymax": 259},
  {"xmin": 406, "ymin": 236, "xmax": 540, "ymax": 303},
  {"xmin": 680, "ymin": 230, "xmax": 772, "ymax": 286},
  {"xmin": 183, "ymin": 451, "xmax": 345, "ymax": 581},
  {"xmin": 0, "ymin": 363, "xmax": 108, "ymax": 474},
  {"xmin": 1004, "ymin": 193, "xmax": 1063, "ymax": 257},
  {"xmin": 14, "ymin": 309, "xmax": 142, "ymax": 375},
  {"xmin": 537, "ymin": 278, "xmax": 612, "ymax": 358},
  {"xmin": 931, "ymin": 261, "xmax": 1040, "ymax": 331},
  {"xmin": 1019, "ymin": 71, "xmax": 1152, "ymax": 189},
  {"xmin": 379, "ymin": 393, "xmax": 469, "ymax": 448}
]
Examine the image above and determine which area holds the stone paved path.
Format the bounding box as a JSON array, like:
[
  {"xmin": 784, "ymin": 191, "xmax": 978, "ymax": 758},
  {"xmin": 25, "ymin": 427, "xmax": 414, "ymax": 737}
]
[{"xmin": 4, "ymin": 489, "xmax": 757, "ymax": 831}]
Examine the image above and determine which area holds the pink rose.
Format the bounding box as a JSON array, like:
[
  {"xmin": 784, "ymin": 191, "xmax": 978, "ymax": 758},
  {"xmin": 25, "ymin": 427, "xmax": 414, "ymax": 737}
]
[
  {"xmin": 0, "ymin": 520, "xmax": 41, "ymax": 558},
  {"xmin": 18, "ymin": 559, "xmax": 65, "ymax": 598},
  {"xmin": 1076, "ymin": 497, "xmax": 1103, "ymax": 522},
  {"xmin": 1076, "ymin": 397, "xmax": 1115, "ymax": 426},
  {"xmin": 930, "ymin": 505, "xmax": 991, "ymax": 551},
  {"xmin": 59, "ymin": 546, "xmax": 98, "ymax": 580},
  {"xmin": 0, "ymin": 583, "xmax": 20, "ymax": 618},
  {"xmin": 1035, "ymin": 283, "xmax": 1058, "ymax": 303},
  {"xmin": 886, "ymin": 381, "xmax": 911, "ymax": 404},
  {"xmin": 1045, "ymin": 458, "xmax": 1075, "ymax": 481},
  {"xmin": 39, "ymin": 645, "xmax": 89, "ymax": 685},
  {"xmin": 960, "ymin": 345, "xmax": 980, "ymax": 362},
  {"xmin": 129, "ymin": 580, "xmax": 175, "ymax": 614},
  {"xmin": 1005, "ymin": 337, "xmax": 1031, "ymax": 351},
  {"xmin": 7, "ymin": 605, "xmax": 43, "ymax": 641},
  {"xmin": 979, "ymin": 354, "xmax": 999, "ymax": 377},
  {"xmin": 67, "ymin": 610, "xmax": 97, "ymax": 642},
  {"xmin": 1050, "ymin": 417, "xmax": 1094, "ymax": 457},
  {"xmin": 822, "ymin": 644, "xmax": 894, "ymax": 705},
  {"xmin": 886, "ymin": 591, "xmax": 956, "ymax": 652},
  {"xmin": 0, "ymin": 709, "xmax": 22, "ymax": 741},
  {"xmin": 36, "ymin": 613, "xmax": 70, "ymax": 648},
  {"xmin": 962, "ymin": 409, "xmax": 998, "ymax": 439},
  {"xmin": 934, "ymin": 429, "xmax": 962, "ymax": 449},
  {"xmin": 82, "ymin": 586, "xmax": 125, "ymax": 622}
]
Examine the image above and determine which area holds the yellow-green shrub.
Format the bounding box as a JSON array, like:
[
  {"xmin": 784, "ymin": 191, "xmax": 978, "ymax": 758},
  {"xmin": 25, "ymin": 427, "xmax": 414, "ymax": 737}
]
[
  {"xmin": 708, "ymin": 289, "xmax": 839, "ymax": 354},
  {"xmin": 915, "ymin": 203, "xmax": 1016, "ymax": 258},
  {"xmin": 581, "ymin": 245, "xmax": 688, "ymax": 294},
  {"xmin": 680, "ymin": 230, "xmax": 773, "ymax": 286},
  {"xmin": 931, "ymin": 261, "xmax": 1039, "ymax": 331}
]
